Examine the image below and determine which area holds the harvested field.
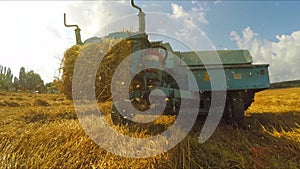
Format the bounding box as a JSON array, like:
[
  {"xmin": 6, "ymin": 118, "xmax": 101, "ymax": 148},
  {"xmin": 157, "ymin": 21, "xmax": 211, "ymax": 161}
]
[{"xmin": 0, "ymin": 88, "xmax": 300, "ymax": 168}]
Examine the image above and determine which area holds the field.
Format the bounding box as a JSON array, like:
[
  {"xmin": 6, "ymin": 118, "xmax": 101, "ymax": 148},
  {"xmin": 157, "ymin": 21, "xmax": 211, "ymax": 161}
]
[{"xmin": 1, "ymin": 88, "xmax": 300, "ymax": 168}]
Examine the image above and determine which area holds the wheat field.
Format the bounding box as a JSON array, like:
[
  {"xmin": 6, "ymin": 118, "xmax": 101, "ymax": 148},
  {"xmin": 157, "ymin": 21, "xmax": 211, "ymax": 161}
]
[{"xmin": 0, "ymin": 88, "xmax": 300, "ymax": 168}]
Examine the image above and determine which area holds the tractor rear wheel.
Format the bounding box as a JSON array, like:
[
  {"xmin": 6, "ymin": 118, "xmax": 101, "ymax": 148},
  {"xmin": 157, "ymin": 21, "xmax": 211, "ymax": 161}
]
[
  {"xmin": 111, "ymin": 104, "xmax": 131, "ymax": 126},
  {"xmin": 225, "ymin": 93, "xmax": 245, "ymax": 127}
]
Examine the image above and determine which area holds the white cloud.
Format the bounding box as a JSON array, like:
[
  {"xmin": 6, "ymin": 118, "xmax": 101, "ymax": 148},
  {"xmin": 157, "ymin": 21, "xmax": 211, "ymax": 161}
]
[
  {"xmin": 230, "ymin": 27, "xmax": 300, "ymax": 82},
  {"xmin": 67, "ymin": 1, "xmax": 212, "ymax": 51},
  {"xmin": 0, "ymin": 1, "xmax": 212, "ymax": 83},
  {"xmin": 171, "ymin": 3, "xmax": 188, "ymax": 18},
  {"xmin": 0, "ymin": 1, "xmax": 72, "ymax": 83},
  {"xmin": 214, "ymin": 0, "xmax": 223, "ymax": 5},
  {"xmin": 65, "ymin": 1, "xmax": 136, "ymax": 38},
  {"xmin": 67, "ymin": 1, "xmax": 214, "ymax": 52},
  {"xmin": 0, "ymin": 1, "xmax": 139, "ymax": 83},
  {"xmin": 170, "ymin": 3, "xmax": 208, "ymax": 25},
  {"xmin": 163, "ymin": 2, "xmax": 212, "ymax": 50}
]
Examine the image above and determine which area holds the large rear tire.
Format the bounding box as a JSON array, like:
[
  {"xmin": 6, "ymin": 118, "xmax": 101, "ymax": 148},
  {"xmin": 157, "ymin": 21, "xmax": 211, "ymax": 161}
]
[
  {"xmin": 242, "ymin": 91, "xmax": 255, "ymax": 111},
  {"xmin": 225, "ymin": 93, "xmax": 245, "ymax": 127},
  {"xmin": 111, "ymin": 104, "xmax": 131, "ymax": 126}
]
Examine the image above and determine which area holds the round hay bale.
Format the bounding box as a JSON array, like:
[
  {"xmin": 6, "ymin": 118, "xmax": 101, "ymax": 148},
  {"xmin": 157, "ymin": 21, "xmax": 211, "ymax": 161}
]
[{"xmin": 58, "ymin": 38, "xmax": 134, "ymax": 102}]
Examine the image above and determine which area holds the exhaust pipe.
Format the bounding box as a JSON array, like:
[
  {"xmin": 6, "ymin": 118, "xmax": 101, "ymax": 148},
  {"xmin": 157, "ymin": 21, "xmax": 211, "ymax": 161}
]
[
  {"xmin": 131, "ymin": 0, "xmax": 145, "ymax": 33},
  {"xmin": 64, "ymin": 13, "xmax": 83, "ymax": 45}
]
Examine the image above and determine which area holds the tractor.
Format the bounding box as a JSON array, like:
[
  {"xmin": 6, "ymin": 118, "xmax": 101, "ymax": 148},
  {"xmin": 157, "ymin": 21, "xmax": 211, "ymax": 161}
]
[{"xmin": 63, "ymin": 0, "xmax": 270, "ymax": 127}]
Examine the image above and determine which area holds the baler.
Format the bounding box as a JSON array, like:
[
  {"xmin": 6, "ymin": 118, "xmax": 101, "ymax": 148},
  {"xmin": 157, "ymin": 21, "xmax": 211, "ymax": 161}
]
[{"xmin": 64, "ymin": 0, "xmax": 270, "ymax": 127}]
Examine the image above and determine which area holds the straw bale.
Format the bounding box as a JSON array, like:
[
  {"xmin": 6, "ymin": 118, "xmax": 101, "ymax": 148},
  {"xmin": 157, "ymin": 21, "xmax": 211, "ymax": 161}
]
[{"xmin": 59, "ymin": 38, "xmax": 134, "ymax": 102}]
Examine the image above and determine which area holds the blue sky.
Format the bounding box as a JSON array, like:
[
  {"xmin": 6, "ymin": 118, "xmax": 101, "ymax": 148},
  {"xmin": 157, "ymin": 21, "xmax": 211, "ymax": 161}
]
[
  {"xmin": 204, "ymin": 1, "xmax": 300, "ymax": 49},
  {"xmin": 0, "ymin": 1, "xmax": 299, "ymax": 83},
  {"xmin": 140, "ymin": 1, "xmax": 300, "ymax": 49}
]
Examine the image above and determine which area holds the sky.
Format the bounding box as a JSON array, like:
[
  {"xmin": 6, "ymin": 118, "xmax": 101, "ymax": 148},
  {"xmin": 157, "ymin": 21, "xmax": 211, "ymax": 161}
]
[{"xmin": 0, "ymin": 1, "xmax": 299, "ymax": 83}]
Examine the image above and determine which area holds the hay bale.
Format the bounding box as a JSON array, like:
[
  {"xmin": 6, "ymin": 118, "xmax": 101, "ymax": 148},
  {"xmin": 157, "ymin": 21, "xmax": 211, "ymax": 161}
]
[
  {"xmin": 0, "ymin": 101, "xmax": 7, "ymax": 106},
  {"xmin": 3, "ymin": 101, "xmax": 20, "ymax": 107},
  {"xmin": 33, "ymin": 99, "xmax": 50, "ymax": 107},
  {"xmin": 58, "ymin": 38, "xmax": 134, "ymax": 102},
  {"xmin": 53, "ymin": 98, "xmax": 65, "ymax": 101}
]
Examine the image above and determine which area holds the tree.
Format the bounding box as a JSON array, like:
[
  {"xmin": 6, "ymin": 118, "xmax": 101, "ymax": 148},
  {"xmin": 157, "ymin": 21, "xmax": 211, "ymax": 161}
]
[
  {"xmin": 18, "ymin": 67, "xmax": 26, "ymax": 90},
  {"xmin": 0, "ymin": 66, "xmax": 46, "ymax": 92},
  {"xmin": 0, "ymin": 65, "xmax": 14, "ymax": 91},
  {"xmin": 26, "ymin": 70, "xmax": 44, "ymax": 91},
  {"xmin": 45, "ymin": 81, "xmax": 58, "ymax": 94},
  {"xmin": 16, "ymin": 67, "xmax": 46, "ymax": 92},
  {"xmin": 13, "ymin": 77, "xmax": 19, "ymax": 91}
]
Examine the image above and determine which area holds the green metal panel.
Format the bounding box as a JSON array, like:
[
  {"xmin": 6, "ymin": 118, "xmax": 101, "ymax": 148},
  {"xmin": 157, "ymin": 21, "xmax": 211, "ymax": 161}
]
[
  {"xmin": 179, "ymin": 50, "xmax": 253, "ymax": 66},
  {"xmin": 188, "ymin": 64, "xmax": 270, "ymax": 91},
  {"xmin": 162, "ymin": 43, "xmax": 174, "ymax": 52}
]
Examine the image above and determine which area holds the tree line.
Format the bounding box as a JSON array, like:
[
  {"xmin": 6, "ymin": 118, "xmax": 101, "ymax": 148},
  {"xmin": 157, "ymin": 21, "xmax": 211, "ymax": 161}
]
[{"xmin": 0, "ymin": 65, "xmax": 47, "ymax": 92}]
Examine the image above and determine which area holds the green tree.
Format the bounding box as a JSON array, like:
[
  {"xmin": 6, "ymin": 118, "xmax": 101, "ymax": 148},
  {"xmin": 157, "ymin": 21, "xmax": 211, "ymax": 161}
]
[
  {"xmin": 0, "ymin": 65, "xmax": 14, "ymax": 91},
  {"xmin": 13, "ymin": 77, "xmax": 19, "ymax": 91},
  {"xmin": 26, "ymin": 70, "xmax": 44, "ymax": 91},
  {"xmin": 45, "ymin": 82, "xmax": 58, "ymax": 94},
  {"xmin": 18, "ymin": 67, "xmax": 26, "ymax": 90},
  {"xmin": 17, "ymin": 67, "xmax": 46, "ymax": 92}
]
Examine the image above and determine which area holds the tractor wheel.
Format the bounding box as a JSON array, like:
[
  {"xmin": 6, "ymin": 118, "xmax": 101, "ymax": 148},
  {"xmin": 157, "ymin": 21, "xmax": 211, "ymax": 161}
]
[
  {"xmin": 243, "ymin": 91, "xmax": 255, "ymax": 111},
  {"xmin": 111, "ymin": 104, "xmax": 131, "ymax": 126},
  {"xmin": 226, "ymin": 93, "xmax": 245, "ymax": 127}
]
